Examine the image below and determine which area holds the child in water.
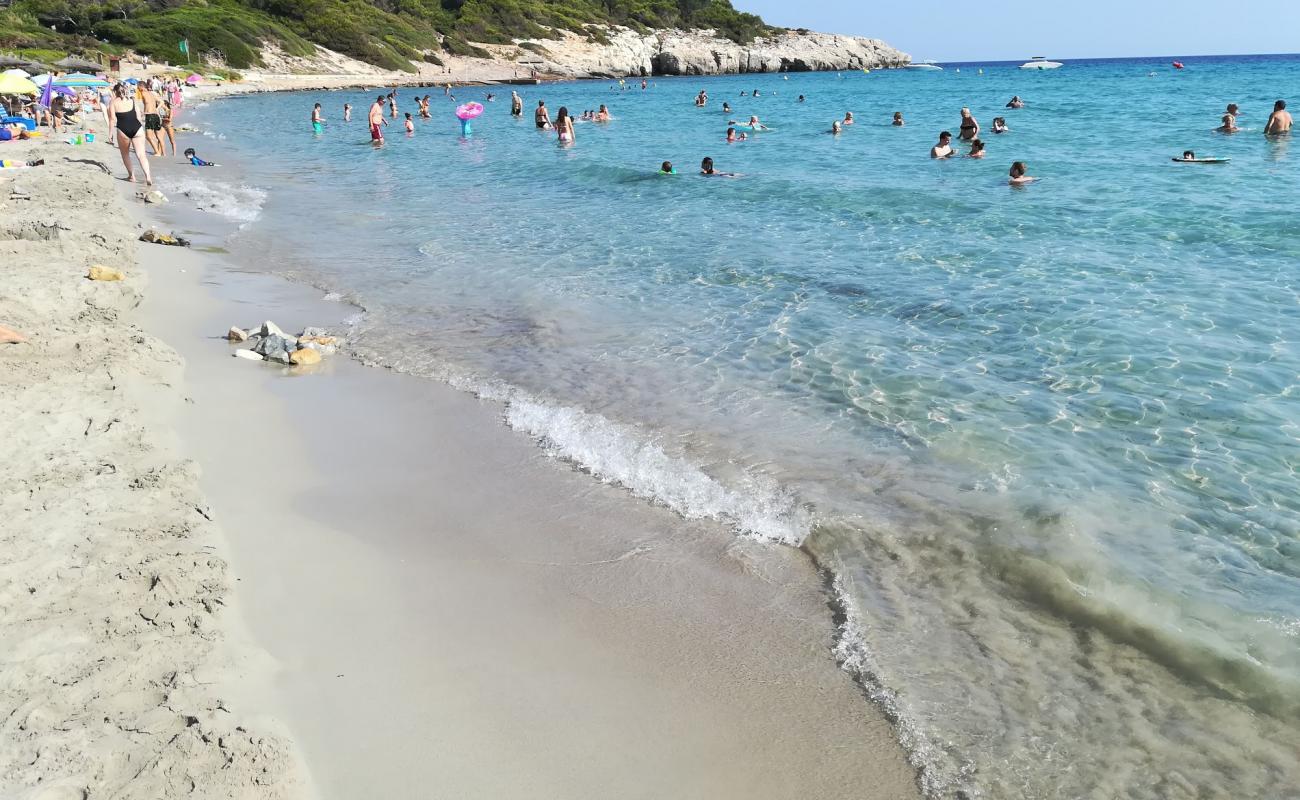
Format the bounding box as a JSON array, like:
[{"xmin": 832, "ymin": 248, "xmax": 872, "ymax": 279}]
[
  {"xmin": 404, "ymin": 113, "xmax": 415, "ymax": 134},
  {"xmin": 893, "ymin": 112, "xmax": 905, "ymax": 126},
  {"xmin": 660, "ymin": 161, "xmax": 677, "ymax": 174},
  {"xmin": 992, "ymin": 117, "xmax": 1009, "ymax": 134},
  {"xmin": 968, "ymin": 139, "xmax": 986, "ymax": 158},
  {"xmin": 183, "ymin": 148, "xmax": 215, "ymax": 167},
  {"xmin": 699, "ymin": 156, "xmax": 739, "ymax": 177}
]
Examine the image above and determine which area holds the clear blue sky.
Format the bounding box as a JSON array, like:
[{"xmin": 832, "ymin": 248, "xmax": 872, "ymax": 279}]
[{"xmin": 733, "ymin": 0, "xmax": 1300, "ymax": 62}]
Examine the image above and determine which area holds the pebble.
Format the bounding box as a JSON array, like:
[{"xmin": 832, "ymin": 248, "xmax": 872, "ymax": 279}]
[
  {"xmin": 227, "ymin": 326, "xmax": 248, "ymax": 342},
  {"xmin": 232, "ymin": 349, "xmax": 263, "ymax": 361},
  {"xmin": 252, "ymin": 333, "xmax": 291, "ymax": 358},
  {"xmin": 87, "ymin": 265, "xmax": 124, "ymax": 281},
  {"xmin": 143, "ymin": 190, "xmax": 168, "ymax": 204}
]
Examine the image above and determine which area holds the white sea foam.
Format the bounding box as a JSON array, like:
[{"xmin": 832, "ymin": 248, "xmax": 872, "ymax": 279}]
[
  {"xmin": 504, "ymin": 398, "xmax": 811, "ymax": 545},
  {"xmin": 162, "ymin": 174, "xmax": 266, "ymax": 223}
]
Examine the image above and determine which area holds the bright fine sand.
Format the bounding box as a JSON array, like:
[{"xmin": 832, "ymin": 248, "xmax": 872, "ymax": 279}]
[{"xmin": 2, "ymin": 133, "xmax": 922, "ymax": 797}]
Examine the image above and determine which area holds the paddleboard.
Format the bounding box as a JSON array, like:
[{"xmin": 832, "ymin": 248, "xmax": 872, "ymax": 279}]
[{"xmin": 1172, "ymin": 157, "xmax": 1230, "ymax": 163}]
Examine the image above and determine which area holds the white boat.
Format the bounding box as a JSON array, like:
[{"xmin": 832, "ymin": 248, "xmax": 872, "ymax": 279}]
[
  {"xmin": 1019, "ymin": 56, "xmax": 1063, "ymax": 70},
  {"xmin": 904, "ymin": 61, "xmax": 944, "ymax": 71}
]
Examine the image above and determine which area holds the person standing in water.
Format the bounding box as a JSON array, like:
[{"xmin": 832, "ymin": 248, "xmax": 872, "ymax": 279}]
[
  {"xmin": 404, "ymin": 112, "xmax": 415, "ymax": 135},
  {"xmin": 140, "ymin": 82, "xmax": 164, "ymax": 156},
  {"xmin": 535, "ymin": 100, "xmax": 551, "ymax": 129},
  {"xmin": 695, "ymin": 90, "xmax": 708, "ymax": 107},
  {"xmin": 967, "ymin": 139, "xmax": 986, "ymax": 158},
  {"xmin": 311, "ymin": 103, "xmax": 324, "ymax": 135},
  {"xmin": 343, "ymin": 103, "xmax": 352, "ymax": 122},
  {"xmin": 555, "ymin": 106, "xmax": 575, "ymax": 144},
  {"xmin": 1009, "ymin": 161, "xmax": 1036, "ymax": 184},
  {"xmin": 892, "ymin": 112, "xmax": 905, "ymax": 126},
  {"xmin": 1218, "ymin": 103, "xmax": 1239, "ymax": 133},
  {"xmin": 368, "ymin": 95, "xmax": 388, "ymax": 143},
  {"xmin": 511, "ymin": 90, "xmax": 523, "ymax": 117},
  {"xmin": 958, "ymin": 107, "xmax": 980, "ymax": 141},
  {"xmin": 1265, "ymin": 100, "xmax": 1292, "ymax": 134},
  {"xmin": 931, "ymin": 131, "xmax": 955, "ymax": 158},
  {"xmin": 596, "ymin": 104, "xmax": 610, "ymax": 122},
  {"xmin": 388, "ymin": 93, "xmax": 398, "ymax": 118}
]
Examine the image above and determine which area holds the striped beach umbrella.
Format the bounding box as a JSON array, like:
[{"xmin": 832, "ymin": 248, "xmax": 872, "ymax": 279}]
[{"xmin": 55, "ymin": 73, "xmax": 109, "ymax": 88}]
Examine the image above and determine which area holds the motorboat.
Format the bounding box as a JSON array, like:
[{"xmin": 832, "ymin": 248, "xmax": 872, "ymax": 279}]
[
  {"xmin": 904, "ymin": 60, "xmax": 944, "ymax": 71},
  {"xmin": 1019, "ymin": 57, "xmax": 1063, "ymax": 70}
]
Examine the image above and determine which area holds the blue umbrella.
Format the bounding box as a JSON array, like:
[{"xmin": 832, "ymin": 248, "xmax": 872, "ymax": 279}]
[
  {"xmin": 55, "ymin": 73, "xmax": 109, "ymax": 88},
  {"xmin": 124, "ymin": 77, "xmax": 139, "ymax": 85}
]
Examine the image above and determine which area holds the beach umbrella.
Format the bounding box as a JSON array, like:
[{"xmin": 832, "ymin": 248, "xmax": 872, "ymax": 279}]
[
  {"xmin": 26, "ymin": 73, "xmax": 52, "ymax": 86},
  {"xmin": 0, "ymin": 73, "xmax": 39, "ymax": 95},
  {"xmin": 2, "ymin": 68, "xmax": 30, "ymax": 78},
  {"xmin": 123, "ymin": 77, "xmax": 139, "ymax": 84},
  {"xmin": 205, "ymin": 74, "xmax": 223, "ymax": 81},
  {"xmin": 54, "ymin": 56, "xmax": 105, "ymax": 72},
  {"xmin": 185, "ymin": 73, "xmax": 203, "ymax": 84},
  {"xmin": 55, "ymin": 73, "xmax": 109, "ymax": 88}
]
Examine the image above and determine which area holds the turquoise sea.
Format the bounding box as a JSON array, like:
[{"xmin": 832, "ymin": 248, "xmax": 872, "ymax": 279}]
[{"xmin": 179, "ymin": 54, "xmax": 1300, "ymax": 798}]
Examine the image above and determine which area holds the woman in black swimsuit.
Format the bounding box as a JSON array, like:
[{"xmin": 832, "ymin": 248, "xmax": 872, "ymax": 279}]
[
  {"xmin": 958, "ymin": 107, "xmax": 980, "ymax": 141},
  {"xmin": 108, "ymin": 83, "xmax": 153, "ymax": 186}
]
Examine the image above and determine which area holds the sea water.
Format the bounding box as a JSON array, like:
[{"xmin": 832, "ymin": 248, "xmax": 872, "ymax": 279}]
[{"xmin": 180, "ymin": 55, "xmax": 1300, "ymax": 798}]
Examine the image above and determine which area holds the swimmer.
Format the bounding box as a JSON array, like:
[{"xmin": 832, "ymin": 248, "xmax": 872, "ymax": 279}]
[
  {"xmin": 722, "ymin": 102, "xmax": 732, "ymax": 113},
  {"xmin": 843, "ymin": 111, "xmax": 854, "ymax": 125},
  {"xmin": 991, "ymin": 117, "xmax": 1009, "ymax": 134},
  {"xmin": 958, "ymin": 107, "xmax": 980, "ymax": 140},
  {"xmin": 597, "ymin": 104, "xmax": 610, "ymax": 122},
  {"xmin": 892, "ymin": 111, "xmax": 905, "ymax": 126},
  {"xmin": 1006, "ymin": 95, "xmax": 1025, "ymax": 109},
  {"xmin": 660, "ymin": 161, "xmax": 676, "ymax": 174},
  {"xmin": 752, "ymin": 89, "xmax": 760, "ymax": 97},
  {"xmin": 1218, "ymin": 103, "xmax": 1239, "ymax": 133},
  {"xmin": 931, "ymin": 131, "xmax": 955, "ymax": 159},
  {"xmin": 967, "ymin": 138, "xmax": 986, "ymax": 158},
  {"xmin": 1265, "ymin": 99, "xmax": 1291, "ymax": 134},
  {"xmin": 798, "ymin": 95, "xmax": 806, "ymax": 102},
  {"xmin": 388, "ymin": 93, "xmax": 397, "ymax": 118},
  {"xmin": 738, "ymin": 132, "xmax": 748, "ymax": 141},
  {"xmin": 419, "ymin": 95, "xmax": 431, "ymax": 119},
  {"xmin": 1178, "ymin": 150, "xmax": 1197, "ymax": 161},
  {"xmin": 641, "ymin": 79, "xmax": 647, "ymax": 90},
  {"xmin": 726, "ymin": 127, "xmax": 737, "ymax": 142},
  {"xmin": 404, "ymin": 112, "xmax": 414, "ymax": 134},
  {"xmin": 1009, "ymin": 161, "xmax": 1036, "ymax": 185},
  {"xmin": 830, "ymin": 120, "xmax": 842, "ymax": 135},
  {"xmin": 486, "ymin": 93, "xmax": 495, "ymax": 102},
  {"xmin": 535, "ymin": 100, "xmax": 551, "ymax": 130},
  {"xmin": 555, "ymin": 106, "xmax": 575, "ymax": 143},
  {"xmin": 699, "ymin": 156, "xmax": 739, "ymax": 177},
  {"xmin": 343, "ymin": 103, "xmax": 351, "ymax": 122},
  {"xmin": 182, "ymin": 147, "xmax": 215, "ymax": 166},
  {"xmin": 311, "ymin": 103, "xmax": 324, "ymax": 135},
  {"xmin": 734, "ymin": 115, "xmax": 768, "ymax": 131},
  {"xmin": 511, "ymin": 90, "xmax": 523, "ymax": 117},
  {"xmin": 695, "ymin": 90, "xmax": 708, "ymax": 107}
]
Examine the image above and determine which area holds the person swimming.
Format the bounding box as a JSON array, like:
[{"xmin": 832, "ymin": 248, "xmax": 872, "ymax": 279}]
[
  {"xmin": 991, "ymin": 117, "xmax": 1009, "ymax": 134},
  {"xmin": 726, "ymin": 127, "xmax": 737, "ymax": 142},
  {"xmin": 699, "ymin": 156, "xmax": 738, "ymax": 177},
  {"xmin": 1006, "ymin": 95, "xmax": 1025, "ymax": 109},
  {"xmin": 968, "ymin": 139, "xmax": 986, "ymax": 158},
  {"xmin": 1009, "ymin": 161, "xmax": 1036, "ymax": 184},
  {"xmin": 182, "ymin": 147, "xmax": 215, "ymax": 166},
  {"xmin": 660, "ymin": 160, "xmax": 676, "ymax": 174},
  {"xmin": 843, "ymin": 111, "xmax": 854, "ymax": 125},
  {"xmin": 597, "ymin": 104, "xmax": 610, "ymax": 122},
  {"xmin": 831, "ymin": 120, "xmax": 842, "ymax": 135},
  {"xmin": 731, "ymin": 115, "xmax": 768, "ymax": 131},
  {"xmin": 695, "ymin": 90, "xmax": 708, "ymax": 107},
  {"xmin": 798, "ymin": 95, "xmax": 806, "ymax": 102},
  {"xmin": 722, "ymin": 102, "xmax": 732, "ymax": 113},
  {"xmin": 1179, "ymin": 150, "xmax": 1197, "ymax": 161},
  {"xmin": 404, "ymin": 112, "xmax": 415, "ymax": 134},
  {"xmin": 892, "ymin": 112, "xmax": 905, "ymax": 126}
]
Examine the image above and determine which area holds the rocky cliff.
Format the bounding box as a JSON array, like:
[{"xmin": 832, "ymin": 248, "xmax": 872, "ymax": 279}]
[{"xmin": 499, "ymin": 27, "xmax": 910, "ymax": 78}]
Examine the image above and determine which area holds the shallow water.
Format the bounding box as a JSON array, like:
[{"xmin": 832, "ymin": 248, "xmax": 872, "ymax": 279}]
[{"xmin": 181, "ymin": 55, "xmax": 1300, "ymax": 798}]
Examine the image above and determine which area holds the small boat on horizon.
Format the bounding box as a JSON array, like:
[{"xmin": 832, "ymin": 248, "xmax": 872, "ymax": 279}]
[
  {"xmin": 905, "ymin": 60, "xmax": 944, "ymax": 71},
  {"xmin": 1019, "ymin": 56, "xmax": 1063, "ymax": 70}
]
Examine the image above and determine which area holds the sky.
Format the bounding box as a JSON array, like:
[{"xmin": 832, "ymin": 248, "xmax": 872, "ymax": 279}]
[{"xmin": 734, "ymin": 0, "xmax": 1300, "ymax": 62}]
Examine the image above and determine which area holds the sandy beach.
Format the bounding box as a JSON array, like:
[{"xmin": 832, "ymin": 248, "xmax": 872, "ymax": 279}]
[{"xmin": 1, "ymin": 115, "xmax": 923, "ymax": 796}]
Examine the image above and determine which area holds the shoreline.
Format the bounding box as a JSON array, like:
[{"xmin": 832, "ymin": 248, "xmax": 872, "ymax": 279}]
[{"xmin": 1, "ymin": 106, "xmax": 925, "ymax": 796}]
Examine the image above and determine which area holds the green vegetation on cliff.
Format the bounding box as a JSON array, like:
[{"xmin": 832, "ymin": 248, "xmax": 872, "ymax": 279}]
[{"xmin": 0, "ymin": 0, "xmax": 773, "ymax": 72}]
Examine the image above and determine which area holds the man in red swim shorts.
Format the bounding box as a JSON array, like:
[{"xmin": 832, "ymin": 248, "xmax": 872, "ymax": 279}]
[{"xmin": 368, "ymin": 94, "xmax": 388, "ymax": 143}]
